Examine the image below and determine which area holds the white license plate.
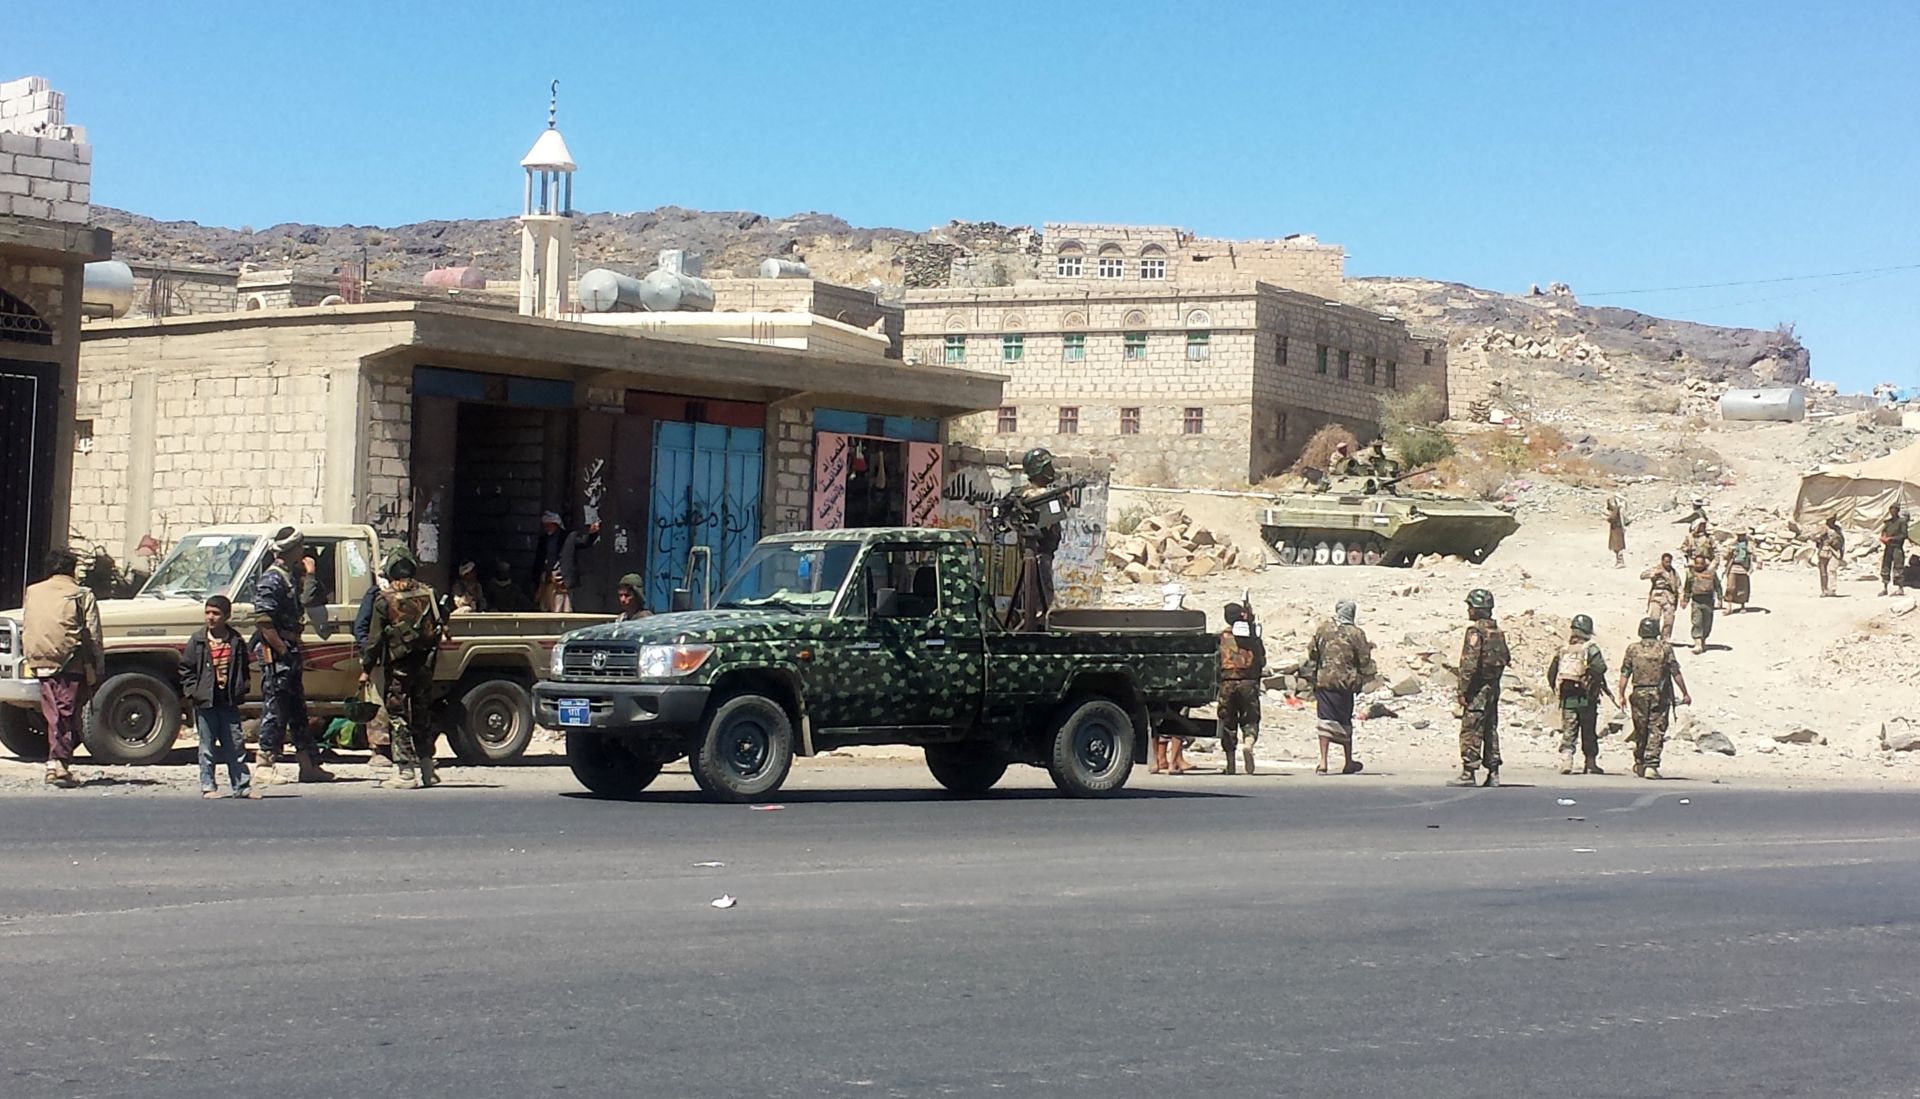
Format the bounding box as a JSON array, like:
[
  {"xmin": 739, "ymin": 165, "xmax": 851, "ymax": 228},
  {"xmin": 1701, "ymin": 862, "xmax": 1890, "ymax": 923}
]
[{"xmin": 558, "ymin": 699, "xmax": 592, "ymax": 727}]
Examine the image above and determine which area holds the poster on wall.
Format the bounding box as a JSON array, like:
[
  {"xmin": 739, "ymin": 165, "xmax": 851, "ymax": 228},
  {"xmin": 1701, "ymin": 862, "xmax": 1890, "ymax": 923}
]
[
  {"xmin": 811, "ymin": 432, "xmax": 850, "ymax": 529},
  {"xmin": 906, "ymin": 443, "xmax": 943, "ymax": 526}
]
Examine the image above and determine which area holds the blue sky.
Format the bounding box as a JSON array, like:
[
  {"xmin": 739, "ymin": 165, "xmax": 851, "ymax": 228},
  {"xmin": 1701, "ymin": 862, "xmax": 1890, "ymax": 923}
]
[{"xmin": 14, "ymin": 1, "xmax": 1918, "ymax": 390}]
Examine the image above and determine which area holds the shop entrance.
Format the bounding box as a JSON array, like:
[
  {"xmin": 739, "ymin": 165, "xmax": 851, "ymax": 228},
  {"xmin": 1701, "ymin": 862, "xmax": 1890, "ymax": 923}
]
[{"xmin": 0, "ymin": 358, "xmax": 56, "ymax": 608}]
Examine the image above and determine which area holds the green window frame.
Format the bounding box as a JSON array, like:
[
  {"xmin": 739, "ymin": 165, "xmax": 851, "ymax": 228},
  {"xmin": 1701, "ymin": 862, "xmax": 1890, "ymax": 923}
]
[
  {"xmin": 1315, "ymin": 344, "xmax": 1328, "ymax": 375},
  {"xmin": 943, "ymin": 335, "xmax": 966, "ymax": 364},
  {"xmin": 1186, "ymin": 331, "xmax": 1211, "ymax": 361},
  {"xmin": 1124, "ymin": 332, "xmax": 1148, "ymax": 361},
  {"xmin": 1002, "ymin": 334, "xmax": 1024, "ymax": 363},
  {"xmin": 1062, "ymin": 333, "xmax": 1085, "ymax": 361}
]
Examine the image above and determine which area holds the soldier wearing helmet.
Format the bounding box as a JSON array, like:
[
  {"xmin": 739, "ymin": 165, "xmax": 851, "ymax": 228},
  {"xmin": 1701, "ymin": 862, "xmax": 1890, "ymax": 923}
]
[
  {"xmin": 1449, "ymin": 589, "xmax": 1511, "ymax": 787},
  {"xmin": 361, "ymin": 543, "xmax": 446, "ymax": 790},
  {"xmin": 1545, "ymin": 613, "xmax": 1620, "ymax": 775},
  {"xmin": 1615, "ymin": 616, "xmax": 1691, "ymax": 780},
  {"xmin": 1001, "ymin": 448, "xmax": 1076, "ymax": 632}
]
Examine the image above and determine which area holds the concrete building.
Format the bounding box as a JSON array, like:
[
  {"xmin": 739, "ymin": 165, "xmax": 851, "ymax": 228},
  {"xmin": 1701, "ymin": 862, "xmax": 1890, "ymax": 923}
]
[
  {"xmin": 0, "ymin": 75, "xmax": 109, "ymax": 607},
  {"xmin": 903, "ymin": 222, "xmax": 1446, "ymax": 488}
]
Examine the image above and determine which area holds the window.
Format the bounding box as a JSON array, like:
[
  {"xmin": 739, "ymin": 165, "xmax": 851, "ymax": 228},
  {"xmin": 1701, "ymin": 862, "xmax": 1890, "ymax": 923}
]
[
  {"xmin": 1056, "ymin": 254, "xmax": 1082, "ymax": 278},
  {"xmin": 1062, "ymin": 333, "xmax": 1085, "ymax": 361},
  {"xmin": 1277, "ymin": 335, "xmax": 1289, "ymax": 366},
  {"xmin": 1338, "ymin": 350, "xmax": 1351, "ymax": 379},
  {"xmin": 1423, "ymin": 349, "xmax": 1433, "ymax": 366},
  {"xmin": 1124, "ymin": 332, "xmax": 1147, "ymax": 361},
  {"xmin": 1365, "ymin": 356, "xmax": 1377, "ymax": 385},
  {"xmin": 1001, "ymin": 334, "xmax": 1024, "ymax": 363},
  {"xmin": 1315, "ymin": 344, "xmax": 1329, "ymax": 375},
  {"xmin": 1141, "ymin": 258, "xmax": 1167, "ymax": 280},
  {"xmin": 997, "ymin": 407, "xmax": 1017, "ymax": 434},
  {"xmin": 845, "ymin": 546, "xmax": 940, "ymax": 620},
  {"xmin": 1097, "ymin": 257, "xmax": 1124, "ymax": 279},
  {"xmin": 1058, "ymin": 406, "xmax": 1079, "ymax": 434},
  {"xmin": 1385, "ymin": 361, "xmax": 1398, "ymax": 389},
  {"xmin": 1182, "ymin": 407, "xmax": 1205, "ymax": 435},
  {"xmin": 943, "ymin": 335, "xmax": 966, "ymax": 364},
  {"xmin": 1186, "ymin": 331, "xmax": 1211, "ymax": 361},
  {"xmin": 1120, "ymin": 407, "xmax": 1141, "ymax": 435}
]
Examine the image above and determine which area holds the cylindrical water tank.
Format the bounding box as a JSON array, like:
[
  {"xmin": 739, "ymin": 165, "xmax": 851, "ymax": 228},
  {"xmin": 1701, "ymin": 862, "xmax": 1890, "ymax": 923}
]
[
  {"xmin": 578, "ymin": 268, "xmax": 646, "ymax": 312},
  {"xmin": 758, "ymin": 258, "xmax": 811, "ymax": 279},
  {"xmin": 422, "ymin": 266, "xmax": 486, "ymax": 289},
  {"xmin": 1719, "ymin": 386, "xmax": 1806, "ymax": 422},
  {"xmin": 81, "ymin": 260, "xmax": 134, "ymax": 319},
  {"xmin": 637, "ymin": 269, "xmax": 715, "ymax": 312}
]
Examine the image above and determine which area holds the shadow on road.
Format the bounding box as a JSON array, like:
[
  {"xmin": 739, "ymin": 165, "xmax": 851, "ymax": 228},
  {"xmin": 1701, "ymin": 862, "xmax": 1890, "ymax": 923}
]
[{"xmin": 560, "ymin": 786, "xmax": 1243, "ymax": 806}]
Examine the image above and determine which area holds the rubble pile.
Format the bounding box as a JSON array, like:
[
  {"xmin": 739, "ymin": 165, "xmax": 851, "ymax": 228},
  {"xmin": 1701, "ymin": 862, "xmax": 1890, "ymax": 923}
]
[{"xmin": 1105, "ymin": 508, "xmax": 1254, "ymax": 583}]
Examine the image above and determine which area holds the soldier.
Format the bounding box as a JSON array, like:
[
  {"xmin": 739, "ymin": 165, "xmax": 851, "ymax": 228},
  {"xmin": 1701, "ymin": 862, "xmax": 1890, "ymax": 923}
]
[
  {"xmin": 1722, "ymin": 530, "xmax": 1756, "ymax": 612},
  {"xmin": 1615, "ymin": 616, "xmax": 1691, "ymax": 779},
  {"xmin": 1330, "ymin": 440, "xmax": 1358, "ymax": 476},
  {"xmin": 614, "ymin": 573, "xmax": 650, "ymax": 622},
  {"xmin": 1684, "ymin": 554, "xmax": 1722, "ymax": 654},
  {"xmin": 1680, "ymin": 519, "xmax": 1715, "ymax": 565},
  {"xmin": 1216, "ymin": 603, "xmax": 1266, "ymax": 776},
  {"xmin": 1641, "ymin": 552, "xmax": 1681, "ymax": 639},
  {"xmin": 1878, "ymin": 503, "xmax": 1909, "ymax": 597},
  {"xmin": 1814, "ymin": 516, "xmax": 1845, "ymax": 597},
  {"xmin": 485, "ymin": 560, "xmax": 533, "ymax": 613},
  {"xmin": 252, "ymin": 527, "xmax": 333, "ymax": 784},
  {"xmin": 1364, "ymin": 439, "xmax": 1401, "ymax": 480},
  {"xmin": 360, "ymin": 546, "xmax": 445, "ymax": 790},
  {"xmin": 1304, "ymin": 599, "xmax": 1375, "ymax": 776},
  {"xmin": 1001, "ymin": 448, "xmax": 1074, "ymax": 632},
  {"xmin": 1605, "ymin": 494, "xmax": 1627, "ymax": 568},
  {"xmin": 1449, "ymin": 588, "xmax": 1511, "ymax": 787},
  {"xmin": 1674, "ymin": 496, "xmax": 1709, "ymax": 528},
  {"xmin": 1545, "ymin": 614, "xmax": 1620, "ymax": 775}
]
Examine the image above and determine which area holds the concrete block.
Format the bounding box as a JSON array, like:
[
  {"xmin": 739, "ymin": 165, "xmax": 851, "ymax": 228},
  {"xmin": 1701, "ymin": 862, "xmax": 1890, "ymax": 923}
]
[
  {"xmin": 51, "ymin": 200, "xmax": 89, "ymax": 223},
  {"xmin": 29, "ymin": 176, "xmax": 66, "ymax": 200},
  {"xmin": 0, "ymin": 174, "xmax": 26, "ymax": 196},
  {"xmin": 6, "ymin": 195, "xmax": 53, "ymax": 219},
  {"xmin": 66, "ymin": 182, "xmax": 87, "ymax": 204},
  {"xmin": 51, "ymin": 159, "xmax": 88, "ymax": 183},
  {"xmin": 14, "ymin": 155, "xmax": 51, "ymax": 178}
]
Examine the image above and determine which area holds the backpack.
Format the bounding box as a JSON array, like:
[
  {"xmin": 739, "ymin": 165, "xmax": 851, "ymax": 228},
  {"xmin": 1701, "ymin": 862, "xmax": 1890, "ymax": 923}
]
[
  {"xmin": 1555, "ymin": 641, "xmax": 1591, "ymax": 688},
  {"xmin": 1314, "ymin": 626, "xmax": 1361, "ymax": 691},
  {"xmin": 1729, "ymin": 542, "xmax": 1752, "ymax": 569},
  {"xmin": 1474, "ymin": 622, "xmax": 1511, "ymax": 676},
  {"xmin": 381, "ymin": 583, "xmax": 442, "ymax": 661}
]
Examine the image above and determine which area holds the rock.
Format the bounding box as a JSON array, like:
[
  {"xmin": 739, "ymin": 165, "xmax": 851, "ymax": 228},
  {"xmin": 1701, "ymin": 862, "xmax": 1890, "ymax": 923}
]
[
  {"xmin": 1189, "ymin": 527, "xmax": 1217, "ymax": 547},
  {"xmin": 1772, "ymin": 727, "xmax": 1824, "ymax": 745},
  {"xmin": 1105, "ymin": 548, "xmax": 1134, "ymax": 569},
  {"xmin": 1696, "ymin": 731, "xmax": 1736, "ymax": 756},
  {"xmin": 1891, "ymin": 597, "xmax": 1917, "ymax": 617},
  {"xmin": 1363, "ymin": 701, "xmax": 1398, "ymax": 720},
  {"xmin": 1390, "ymin": 675, "xmax": 1423, "ymax": 697},
  {"xmin": 1122, "ymin": 563, "xmax": 1150, "ymax": 584},
  {"xmin": 1884, "ymin": 723, "xmax": 1920, "ymax": 752},
  {"xmin": 1163, "ymin": 542, "xmax": 1192, "ymax": 562},
  {"xmin": 1181, "ymin": 557, "xmax": 1218, "ymax": 578},
  {"xmin": 1412, "ymin": 719, "xmax": 1431, "ymax": 730}
]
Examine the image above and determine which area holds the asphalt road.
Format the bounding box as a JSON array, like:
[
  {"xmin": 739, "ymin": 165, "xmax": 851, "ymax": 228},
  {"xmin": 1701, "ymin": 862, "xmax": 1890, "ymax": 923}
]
[{"xmin": 4, "ymin": 764, "xmax": 1918, "ymax": 1098}]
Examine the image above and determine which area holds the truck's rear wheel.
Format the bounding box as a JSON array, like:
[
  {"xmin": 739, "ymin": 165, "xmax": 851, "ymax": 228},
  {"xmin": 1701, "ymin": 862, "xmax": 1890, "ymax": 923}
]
[
  {"xmin": 566, "ymin": 731, "xmax": 663, "ymax": 798},
  {"xmin": 0, "ymin": 706, "xmax": 48, "ymax": 760},
  {"xmin": 1046, "ymin": 698, "xmax": 1135, "ymax": 798},
  {"xmin": 450, "ymin": 678, "xmax": 534, "ymax": 764},
  {"xmin": 925, "ymin": 743, "xmax": 1008, "ymax": 796},
  {"xmin": 690, "ymin": 694, "xmax": 794, "ymax": 803},
  {"xmin": 83, "ymin": 670, "xmax": 181, "ymax": 765}
]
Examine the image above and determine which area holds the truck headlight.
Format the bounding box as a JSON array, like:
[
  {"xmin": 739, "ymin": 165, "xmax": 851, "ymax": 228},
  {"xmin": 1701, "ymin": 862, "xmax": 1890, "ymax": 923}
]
[
  {"xmin": 638, "ymin": 644, "xmax": 714, "ymax": 679},
  {"xmin": 550, "ymin": 642, "xmax": 566, "ymax": 678}
]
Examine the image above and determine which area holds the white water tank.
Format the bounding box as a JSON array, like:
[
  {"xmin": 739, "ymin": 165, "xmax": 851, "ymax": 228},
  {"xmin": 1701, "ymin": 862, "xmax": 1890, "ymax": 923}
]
[
  {"xmin": 81, "ymin": 261, "xmax": 134, "ymax": 319},
  {"xmin": 759, "ymin": 258, "xmax": 811, "ymax": 279},
  {"xmin": 1719, "ymin": 386, "xmax": 1806, "ymax": 422},
  {"xmin": 577, "ymin": 267, "xmax": 714, "ymax": 312}
]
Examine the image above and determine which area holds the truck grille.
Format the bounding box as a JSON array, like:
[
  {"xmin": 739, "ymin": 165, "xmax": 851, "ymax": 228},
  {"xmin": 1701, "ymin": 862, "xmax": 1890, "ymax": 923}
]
[{"xmin": 562, "ymin": 641, "xmax": 639, "ymax": 680}]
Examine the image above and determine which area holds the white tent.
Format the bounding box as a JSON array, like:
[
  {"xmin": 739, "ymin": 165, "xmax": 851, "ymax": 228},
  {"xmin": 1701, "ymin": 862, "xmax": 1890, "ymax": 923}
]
[{"xmin": 1793, "ymin": 439, "xmax": 1920, "ymax": 530}]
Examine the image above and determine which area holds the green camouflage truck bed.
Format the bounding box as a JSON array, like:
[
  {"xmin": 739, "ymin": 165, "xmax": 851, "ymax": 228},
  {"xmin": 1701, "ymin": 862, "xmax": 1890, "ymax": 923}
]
[{"xmin": 534, "ymin": 528, "xmax": 1219, "ymax": 801}]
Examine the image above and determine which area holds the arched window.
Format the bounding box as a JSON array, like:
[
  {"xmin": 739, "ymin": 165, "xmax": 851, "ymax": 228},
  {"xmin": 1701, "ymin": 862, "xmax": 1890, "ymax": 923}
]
[
  {"xmin": 1096, "ymin": 244, "xmax": 1124, "ymax": 280},
  {"xmin": 0, "ymin": 287, "xmax": 53, "ymax": 345},
  {"xmin": 1140, "ymin": 244, "xmax": 1168, "ymax": 281},
  {"xmin": 1054, "ymin": 240, "xmax": 1085, "ymax": 279},
  {"xmin": 1123, "ymin": 309, "xmax": 1148, "ymax": 327}
]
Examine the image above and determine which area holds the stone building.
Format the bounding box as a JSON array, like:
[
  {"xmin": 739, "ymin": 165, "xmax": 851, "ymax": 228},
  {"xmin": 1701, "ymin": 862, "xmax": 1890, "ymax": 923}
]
[
  {"xmin": 902, "ymin": 222, "xmax": 1445, "ymax": 488},
  {"xmin": 0, "ymin": 75, "xmax": 109, "ymax": 606}
]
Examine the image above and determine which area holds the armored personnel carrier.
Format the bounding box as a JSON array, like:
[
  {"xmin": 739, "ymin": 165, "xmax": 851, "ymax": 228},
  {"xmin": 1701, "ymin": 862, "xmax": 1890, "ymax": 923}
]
[{"xmin": 1257, "ymin": 470, "xmax": 1520, "ymax": 567}]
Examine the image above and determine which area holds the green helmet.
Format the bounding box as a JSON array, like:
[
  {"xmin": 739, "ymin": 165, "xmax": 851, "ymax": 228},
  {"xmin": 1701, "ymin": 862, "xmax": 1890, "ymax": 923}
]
[
  {"xmin": 1465, "ymin": 588, "xmax": 1494, "ymax": 611},
  {"xmin": 1570, "ymin": 614, "xmax": 1594, "ymax": 637},
  {"xmin": 1021, "ymin": 447, "xmax": 1056, "ymax": 481},
  {"xmin": 1638, "ymin": 616, "xmax": 1661, "ymax": 639},
  {"xmin": 383, "ymin": 544, "xmax": 419, "ymax": 578},
  {"xmin": 617, "ymin": 572, "xmax": 644, "ymax": 594}
]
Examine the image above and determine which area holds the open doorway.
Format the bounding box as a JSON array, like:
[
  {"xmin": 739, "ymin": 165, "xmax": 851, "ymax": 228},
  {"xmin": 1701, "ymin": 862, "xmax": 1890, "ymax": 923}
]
[{"xmin": 843, "ymin": 437, "xmax": 906, "ymax": 527}]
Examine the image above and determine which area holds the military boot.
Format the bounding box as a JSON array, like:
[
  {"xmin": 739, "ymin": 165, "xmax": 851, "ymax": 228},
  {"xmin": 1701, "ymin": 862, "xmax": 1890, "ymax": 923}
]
[
  {"xmin": 295, "ymin": 751, "xmax": 336, "ymax": 784},
  {"xmin": 1446, "ymin": 769, "xmax": 1478, "ymax": 787},
  {"xmin": 1583, "ymin": 757, "xmax": 1606, "ymax": 775},
  {"xmin": 1481, "ymin": 768, "xmax": 1501, "ymax": 788},
  {"xmin": 254, "ymin": 752, "xmax": 281, "ymax": 785},
  {"xmin": 1223, "ymin": 741, "xmax": 1236, "ymax": 775},
  {"xmin": 1632, "ymin": 761, "xmax": 1645, "ymax": 778},
  {"xmin": 1558, "ymin": 752, "xmax": 1575, "ymax": 775},
  {"xmin": 419, "ymin": 758, "xmax": 440, "ymax": 788},
  {"xmin": 1642, "ymin": 766, "xmax": 1662, "ymax": 780},
  {"xmin": 382, "ymin": 768, "xmax": 421, "ymax": 790},
  {"xmin": 1242, "ymin": 747, "xmax": 1256, "ymax": 776}
]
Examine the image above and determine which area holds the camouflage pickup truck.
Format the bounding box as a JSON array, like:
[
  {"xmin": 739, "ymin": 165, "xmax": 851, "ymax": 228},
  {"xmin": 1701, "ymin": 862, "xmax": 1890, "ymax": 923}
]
[
  {"xmin": 0, "ymin": 524, "xmax": 605, "ymax": 766},
  {"xmin": 535, "ymin": 527, "xmax": 1219, "ymax": 802}
]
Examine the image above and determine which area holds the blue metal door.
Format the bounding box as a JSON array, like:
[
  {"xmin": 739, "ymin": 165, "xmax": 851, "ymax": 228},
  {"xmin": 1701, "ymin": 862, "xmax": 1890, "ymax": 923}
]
[{"xmin": 647, "ymin": 422, "xmax": 764, "ymax": 611}]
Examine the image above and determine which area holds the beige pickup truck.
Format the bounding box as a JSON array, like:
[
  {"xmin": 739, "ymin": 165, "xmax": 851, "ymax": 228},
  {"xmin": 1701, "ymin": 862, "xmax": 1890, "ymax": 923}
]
[{"xmin": 0, "ymin": 523, "xmax": 606, "ymax": 766}]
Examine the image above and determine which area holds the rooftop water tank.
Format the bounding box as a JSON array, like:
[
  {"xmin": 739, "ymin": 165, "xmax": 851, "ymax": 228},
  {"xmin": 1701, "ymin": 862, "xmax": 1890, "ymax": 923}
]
[
  {"xmin": 1719, "ymin": 386, "xmax": 1806, "ymax": 423},
  {"xmin": 423, "ymin": 266, "xmax": 486, "ymax": 290},
  {"xmin": 81, "ymin": 260, "xmax": 134, "ymax": 319},
  {"xmin": 759, "ymin": 258, "xmax": 811, "ymax": 279},
  {"xmin": 578, "ymin": 267, "xmax": 715, "ymax": 312}
]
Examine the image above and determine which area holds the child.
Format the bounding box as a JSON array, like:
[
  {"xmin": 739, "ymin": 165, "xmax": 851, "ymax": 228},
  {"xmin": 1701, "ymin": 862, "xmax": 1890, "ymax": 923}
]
[{"xmin": 180, "ymin": 595, "xmax": 257, "ymax": 799}]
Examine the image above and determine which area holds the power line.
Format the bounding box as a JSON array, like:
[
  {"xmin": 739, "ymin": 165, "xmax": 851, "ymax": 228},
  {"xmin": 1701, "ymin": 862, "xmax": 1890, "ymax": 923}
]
[{"xmin": 1580, "ymin": 262, "xmax": 1920, "ymax": 298}]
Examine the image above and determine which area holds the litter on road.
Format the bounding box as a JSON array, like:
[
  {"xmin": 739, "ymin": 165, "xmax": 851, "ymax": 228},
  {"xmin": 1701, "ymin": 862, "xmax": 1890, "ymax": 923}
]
[{"xmin": 711, "ymin": 895, "xmax": 737, "ymax": 909}]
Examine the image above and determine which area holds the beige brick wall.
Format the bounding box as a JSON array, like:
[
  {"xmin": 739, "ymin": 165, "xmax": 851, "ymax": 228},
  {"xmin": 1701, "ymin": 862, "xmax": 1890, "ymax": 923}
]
[
  {"xmin": 766, "ymin": 403, "xmax": 814, "ymax": 534},
  {"xmin": 125, "ymin": 263, "xmax": 240, "ymax": 318},
  {"xmin": 1038, "ymin": 222, "xmax": 1344, "ymax": 297}
]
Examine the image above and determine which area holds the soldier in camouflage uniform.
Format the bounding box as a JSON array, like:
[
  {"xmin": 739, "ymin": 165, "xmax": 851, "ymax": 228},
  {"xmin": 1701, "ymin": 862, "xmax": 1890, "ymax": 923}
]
[
  {"xmin": 1615, "ymin": 617, "xmax": 1691, "ymax": 779},
  {"xmin": 1001, "ymin": 448, "xmax": 1075, "ymax": 633},
  {"xmin": 1814, "ymin": 516, "xmax": 1845, "ymax": 597},
  {"xmin": 1684, "ymin": 554, "xmax": 1722, "ymax": 654},
  {"xmin": 1216, "ymin": 603, "xmax": 1266, "ymax": 775},
  {"xmin": 1878, "ymin": 503, "xmax": 1909, "ymax": 597},
  {"xmin": 1545, "ymin": 614, "xmax": 1619, "ymax": 775},
  {"xmin": 1680, "ymin": 520, "xmax": 1715, "ymax": 566},
  {"xmin": 360, "ymin": 546, "xmax": 445, "ymax": 790},
  {"xmin": 251, "ymin": 526, "xmax": 333, "ymax": 784},
  {"xmin": 1304, "ymin": 599, "xmax": 1375, "ymax": 776},
  {"xmin": 1450, "ymin": 588, "xmax": 1511, "ymax": 787},
  {"xmin": 1641, "ymin": 552, "xmax": 1681, "ymax": 640}
]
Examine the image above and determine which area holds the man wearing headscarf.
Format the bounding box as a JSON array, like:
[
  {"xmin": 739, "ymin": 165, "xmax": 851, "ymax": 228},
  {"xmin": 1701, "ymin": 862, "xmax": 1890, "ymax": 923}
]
[
  {"xmin": 1814, "ymin": 516, "xmax": 1845, "ymax": 597},
  {"xmin": 534, "ymin": 511, "xmax": 603, "ymax": 612},
  {"xmin": 252, "ymin": 526, "xmax": 333, "ymax": 784},
  {"xmin": 450, "ymin": 560, "xmax": 487, "ymax": 613},
  {"xmin": 1215, "ymin": 603, "xmax": 1266, "ymax": 775},
  {"xmin": 1605, "ymin": 495, "xmax": 1627, "ymax": 568},
  {"xmin": 1722, "ymin": 531, "xmax": 1756, "ymax": 612},
  {"xmin": 1304, "ymin": 599, "xmax": 1375, "ymax": 776}
]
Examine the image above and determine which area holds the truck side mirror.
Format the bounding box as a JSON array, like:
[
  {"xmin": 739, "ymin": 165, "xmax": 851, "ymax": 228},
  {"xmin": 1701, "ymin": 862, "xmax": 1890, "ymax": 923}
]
[
  {"xmin": 670, "ymin": 588, "xmax": 693, "ymax": 613},
  {"xmin": 872, "ymin": 587, "xmax": 900, "ymax": 619}
]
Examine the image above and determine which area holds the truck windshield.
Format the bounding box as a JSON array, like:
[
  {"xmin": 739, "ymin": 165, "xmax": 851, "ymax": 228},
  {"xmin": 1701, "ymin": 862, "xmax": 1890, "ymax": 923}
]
[
  {"xmin": 714, "ymin": 541, "xmax": 862, "ymax": 613},
  {"xmin": 141, "ymin": 534, "xmax": 262, "ymax": 600}
]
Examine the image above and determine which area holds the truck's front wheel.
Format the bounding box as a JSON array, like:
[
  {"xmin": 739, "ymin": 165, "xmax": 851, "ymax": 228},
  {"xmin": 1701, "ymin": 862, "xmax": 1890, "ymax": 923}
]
[
  {"xmin": 83, "ymin": 670, "xmax": 182, "ymax": 766},
  {"xmin": 0, "ymin": 705, "xmax": 48, "ymax": 761},
  {"xmin": 1046, "ymin": 698, "xmax": 1135, "ymax": 798},
  {"xmin": 690, "ymin": 694, "xmax": 794, "ymax": 803},
  {"xmin": 566, "ymin": 731, "xmax": 663, "ymax": 798},
  {"xmin": 925, "ymin": 743, "xmax": 1008, "ymax": 796}
]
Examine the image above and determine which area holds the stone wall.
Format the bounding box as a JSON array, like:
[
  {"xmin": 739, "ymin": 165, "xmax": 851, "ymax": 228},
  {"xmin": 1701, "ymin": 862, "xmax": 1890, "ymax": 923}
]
[
  {"xmin": 0, "ymin": 76, "xmax": 90, "ymax": 224},
  {"xmin": 125, "ymin": 262, "xmax": 240, "ymax": 319},
  {"xmin": 765, "ymin": 403, "xmax": 815, "ymax": 535},
  {"xmin": 1039, "ymin": 222, "xmax": 1344, "ymax": 297}
]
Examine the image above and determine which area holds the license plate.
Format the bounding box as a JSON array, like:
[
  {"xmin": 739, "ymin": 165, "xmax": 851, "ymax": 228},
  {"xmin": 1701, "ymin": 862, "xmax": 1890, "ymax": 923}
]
[{"xmin": 557, "ymin": 699, "xmax": 592, "ymax": 727}]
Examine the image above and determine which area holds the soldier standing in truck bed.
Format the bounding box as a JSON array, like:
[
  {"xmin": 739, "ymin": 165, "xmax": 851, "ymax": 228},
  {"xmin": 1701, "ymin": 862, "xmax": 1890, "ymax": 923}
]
[
  {"xmin": 1449, "ymin": 588, "xmax": 1510, "ymax": 788},
  {"xmin": 1003, "ymin": 448, "xmax": 1073, "ymax": 633}
]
